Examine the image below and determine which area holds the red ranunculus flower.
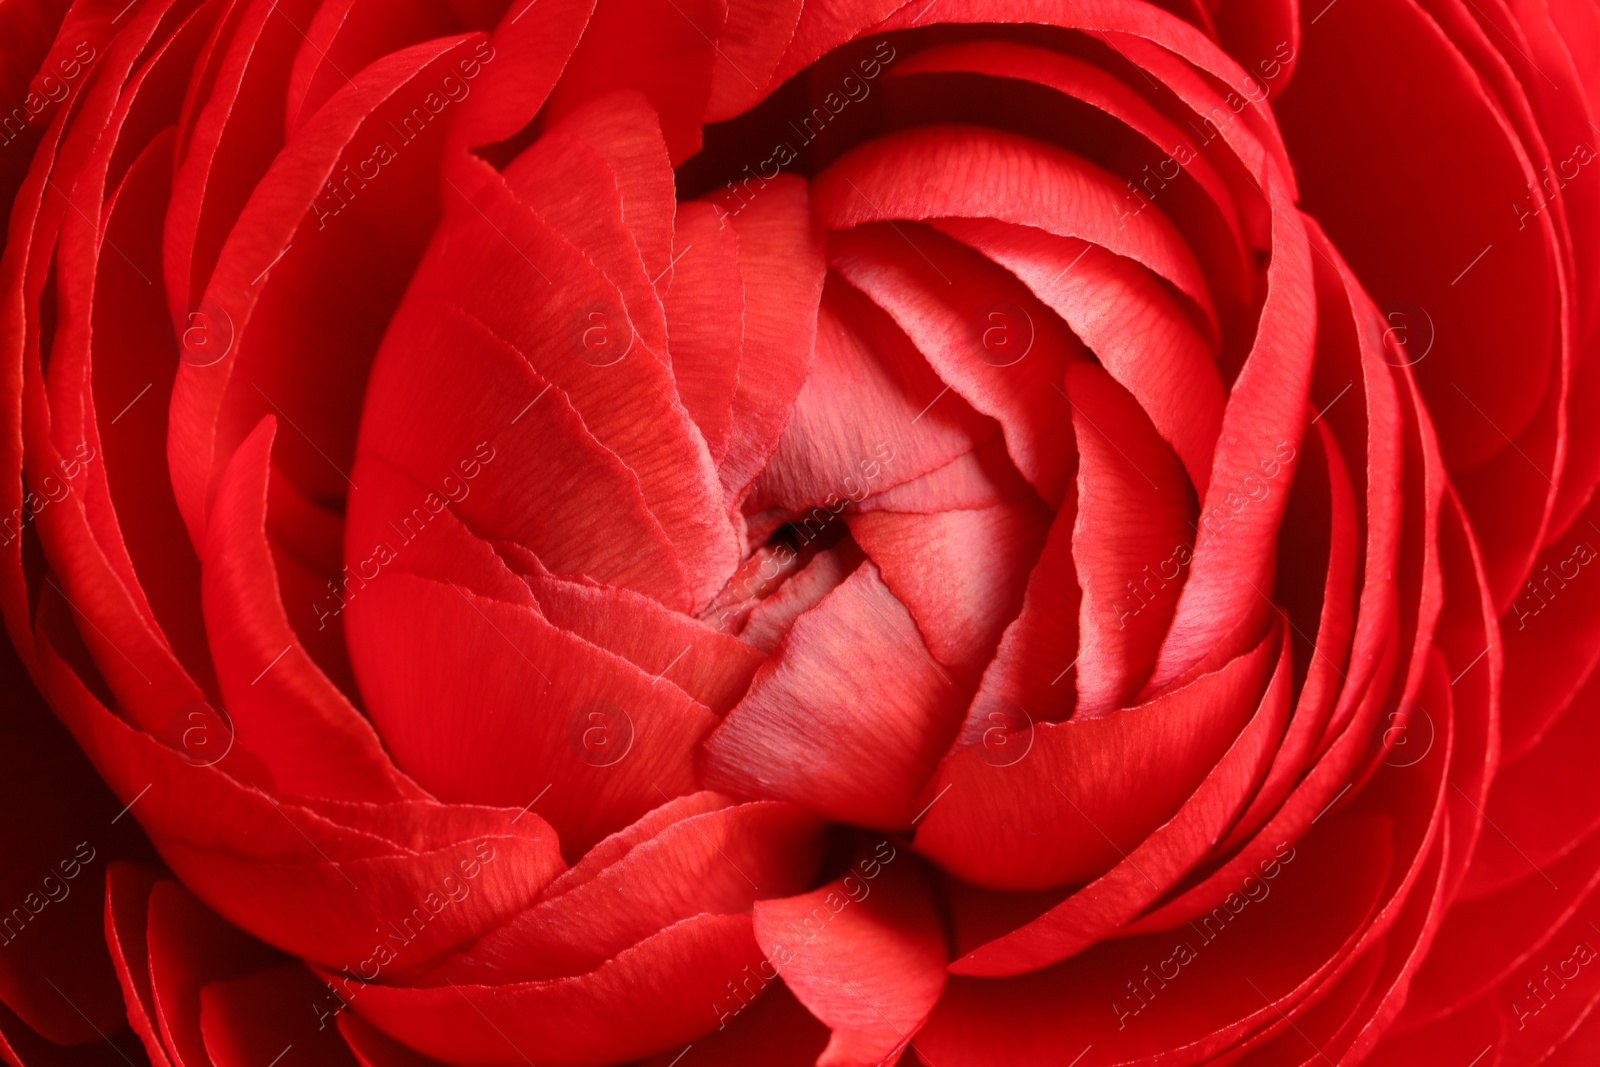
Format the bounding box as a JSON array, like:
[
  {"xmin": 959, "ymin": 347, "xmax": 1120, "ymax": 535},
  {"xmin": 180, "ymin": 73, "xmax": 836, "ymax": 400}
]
[{"xmin": 0, "ymin": 0, "xmax": 1596, "ymax": 1065}]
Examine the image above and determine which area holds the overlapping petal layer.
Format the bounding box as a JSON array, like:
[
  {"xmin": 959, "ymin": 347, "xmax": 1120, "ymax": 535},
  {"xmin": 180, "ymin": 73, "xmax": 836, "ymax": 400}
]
[{"xmin": 0, "ymin": 0, "xmax": 1594, "ymax": 1064}]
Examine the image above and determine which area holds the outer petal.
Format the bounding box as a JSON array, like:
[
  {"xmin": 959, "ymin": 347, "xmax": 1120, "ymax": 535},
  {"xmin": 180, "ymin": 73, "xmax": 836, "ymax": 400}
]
[{"xmin": 753, "ymin": 851, "xmax": 947, "ymax": 1067}]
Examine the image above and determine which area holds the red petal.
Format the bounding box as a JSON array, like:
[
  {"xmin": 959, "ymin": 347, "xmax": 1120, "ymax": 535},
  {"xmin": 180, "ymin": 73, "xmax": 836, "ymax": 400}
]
[
  {"xmin": 448, "ymin": 0, "xmax": 594, "ymax": 151},
  {"xmin": 546, "ymin": 90, "xmax": 676, "ymax": 285},
  {"xmin": 1147, "ymin": 189, "xmax": 1316, "ymax": 693},
  {"xmin": 524, "ymin": 574, "xmax": 765, "ymax": 715},
  {"xmin": 704, "ymin": 0, "xmax": 803, "ymax": 121},
  {"xmin": 736, "ymin": 545, "xmax": 861, "ymax": 653},
  {"xmin": 284, "ymin": 1, "xmax": 468, "ymax": 136},
  {"xmin": 954, "ymin": 482, "xmax": 1082, "ymax": 737},
  {"xmin": 916, "ymin": 816, "xmax": 1393, "ymax": 1067},
  {"xmin": 399, "ymin": 157, "xmax": 739, "ymax": 607},
  {"xmin": 948, "ymin": 627, "xmax": 1292, "ymax": 976},
  {"xmin": 1066, "ymin": 360, "xmax": 1196, "ymax": 715},
  {"xmin": 351, "ymin": 299, "xmax": 694, "ymax": 607},
  {"xmin": 1278, "ymin": 0, "xmax": 1566, "ymax": 603},
  {"xmin": 502, "ymin": 93, "xmax": 671, "ymax": 360},
  {"xmin": 665, "ymin": 199, "xmax": 745, "ymax": 464},
  {"xmin": 349, "ymin": 567, "xmax": 714, "ymax": 855},
  {"xmin": 1366, "ymin": 1003, "xmax": 1506, "ymax": 1067},
  {"xmin": 1217, "ymin": 420, "xmax": 1360, "ymax": 853},
  {"xmin": 747, "ymin": 276, "xmax": 997, "ymax": 515},
  {"xmin": 753, "ymin": 852, "xmax": 947, "ymax": 1067},
  {"xmin": 541, "ymin": 0, "xmax": 723, "ymax": 162},
  {"xmin": 335, "ymin": 914, "xmax": 762, "ymax": 1067},
  {"xmin": 35, "ymin": 603, "xmax": 565, "ymax": 975},
  {"xmin": 338, "ymin": 1011, "xmax": 449, "ymax": 1067},
  {"xmin": 1497, "ymin": 491, "xmax": 1600, "ymax": 761},
  {"xmin": 105, "ymin": 863, "xmax": 172, "ymax": 1067},
  {"xmin": 862, "ymin": 437, "xmax": 1039, "ymax": 514},
  {"xmin": 1405, "ymin": 826, "xmax": 1600, "ymax": 1026},
  {"xmin": 169, "ymin": 33, "xmax": 486, "ymax": 545},
  {"xmin": 702, "ymin": 562, "xmax": 966, "ymax": 829},
  {"xmin": 717, "ymin": 177, "xmax": 827, "ymax": 503},
  {"xmin": 636, "ymin": 981, "xmax": 827, "ymax": 1066},
  {"xmin": 915, "ymin": 625, "xmax": 1278, "ymax": 892},
  {"xmin": 148, "ymin": 880, "xmax": 285, "ymax": 1067},
  {"xmin": 893, "ymin": 38, "xmax": 1248, "ymax": 314},
  {"xmin": 1213, "ymin": 0, "xmax": 1299, "ymax": 101},
  {"xmin": 848, "ymin": 497, "xmax": 1050, "ymax": 683},
  {"xmin": 1464, "ymin": 668, "xmax": 1600, "ymax": 898},
  {"xmin": 0, "ymin": 645, "xmax": 147, "ymax": 1045},
  {"xmin": 203, "ymin": 417, "xmax": 420, "ymax": 800},
  {"xmin": 165, "ymin": 0, "xmax": 324, "ymax": 325},
  {"xmin": 421, "ymin": 797, "xmax": 821, "ymax": 983},
  {"xmin": 200, "ymin": 964, "xmax": 360, "ymax": 1067},
  {"xmin": 935, "ymin": 217, "xmax": 1224, "ymax": 494},
  {"xmin": 74, "ymin": 126, "xmax": 213, "ymax": 687},
  {"xmin": 825, "ymin": 223, "xmax": 1081, "ymax": 506},
  {"xmin": 813, "ymin": 124, "xmax": 1213, "ymax": 319}
]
